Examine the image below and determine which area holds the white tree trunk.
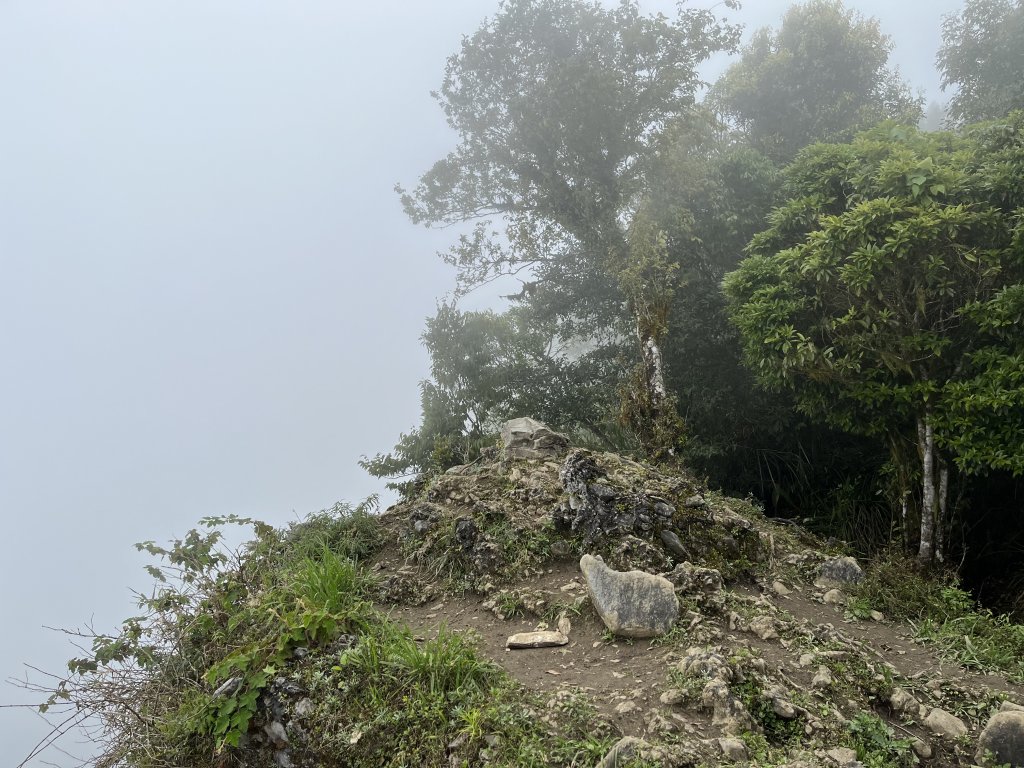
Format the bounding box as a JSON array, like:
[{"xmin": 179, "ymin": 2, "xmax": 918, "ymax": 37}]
[
  {"xmin": 936, "ymin": 462, "xmax": 949, "ymax": 563},
  {"xmin": 918, "ymin": 417, "xmax": 936, "ymax": 563}
]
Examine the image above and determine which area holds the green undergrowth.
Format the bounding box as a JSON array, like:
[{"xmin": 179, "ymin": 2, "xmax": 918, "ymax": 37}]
[
  {"xmin": 33, "ymin": 501, "xmax": 612, "ymax": 768},
  {"xmin": 853, "ymin": 551, "xmax": 1024, "ymax": 683}
]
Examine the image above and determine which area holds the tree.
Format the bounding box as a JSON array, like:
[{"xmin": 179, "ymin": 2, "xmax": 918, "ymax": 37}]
[
  {"xmin": 399, "ymin": 0, "xmax": 739, "ymax": 456},
  {"xmin": 361, "ymin": 303, "xmax": 621, "ymax": 492},
  {"xmin": 724, "ymin": 116, "xmax": 1024, "ymax": 563},
  {"xmin": 938, "ymin": 0, "xmax": 1024, "ymax": 125},
  {"xmin": 710, "ymin": 0, "xmax": 921, "ymax": 162}
]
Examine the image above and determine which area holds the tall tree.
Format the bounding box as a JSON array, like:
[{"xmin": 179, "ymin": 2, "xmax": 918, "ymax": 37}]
[
  {"xmin": 937, "ymin": 0, "xmax": 1024, "ymax": 125},
  {"xmin": 725, "ymin": 116, "xmax": 1024, "ymax": 563},
  {"xmin": 710, "ymin": 0, "xmax": 921, "ymax": 163},
  {"xmin": 398, "ymin": 0, "xmax": 739, "ymax": 456}
]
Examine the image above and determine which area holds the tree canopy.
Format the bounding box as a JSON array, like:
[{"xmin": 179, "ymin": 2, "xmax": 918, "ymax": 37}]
[
  {"xmin": 938, "ymin": 0, "xmax": 1024, "ymax": 125},
  {"xmin": 724, "ymin": 114, "xmax": 1024, "ymax": 560},
  {"xmin": 710, "ymin": 0, "xmax": 921, "ymax": 162}
]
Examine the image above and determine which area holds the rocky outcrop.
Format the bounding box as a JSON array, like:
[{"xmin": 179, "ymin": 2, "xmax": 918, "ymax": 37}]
[
  {"xmin": 580, "ymin": 554, "xmax": 679, "ymax": 638},
  {"xmin": 500, "ymin": 417, "xmax": 569, "ymax": 460}
]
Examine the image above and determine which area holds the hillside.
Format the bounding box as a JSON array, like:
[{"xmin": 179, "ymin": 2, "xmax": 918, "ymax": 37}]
[{"xmin": 30, "ymin": 418, "xmax": 1024, "ymax": 768}]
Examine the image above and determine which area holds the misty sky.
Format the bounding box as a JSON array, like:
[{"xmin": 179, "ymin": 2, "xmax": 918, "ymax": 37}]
[{"xmin": 0, "ymin": 1, "xmax": 962, "ymax": 763}]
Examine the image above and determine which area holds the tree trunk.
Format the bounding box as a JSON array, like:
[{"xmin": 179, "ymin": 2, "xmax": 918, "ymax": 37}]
[
  {"xmin": 918, "ymin": 416, "xmax": 936, "ymax": 563},
  {"xmin": 936, "ymin": 461, "xmax": 949, "ymax": 563},
  {"xmin": 637, "ymin": 319, "xmax": 668, "ymax": 409}
]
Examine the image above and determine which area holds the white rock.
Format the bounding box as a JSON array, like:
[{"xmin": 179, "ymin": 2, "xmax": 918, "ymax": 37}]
[{"xmin": 924, "ymin": 707, "xmax": 968, "ymax": 739}]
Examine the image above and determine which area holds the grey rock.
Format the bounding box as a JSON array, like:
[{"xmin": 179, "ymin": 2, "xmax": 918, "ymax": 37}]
[
  {"xmin": 660, "ymin": 529, "xmax": 689, "ymax": 560},
  {"xmin": 683, "ymin": 495, "xmax": 706, "ymax": 508},
  {"xmin": 719, "ymin": 737, "xmax": 748, "ymax": 761},
  {"xmin": 748, "ymin": 615, "xmax": 779, "ymax": 641},
  {"xmin": 505, "ymin": 630, "xmax": 569, "ymax": 649},
  {"xmin": 212, "ymin": 676, "xmax": 243, "ymax": 699},
  {"xmin": 665, "ymin": 561, "xmax": 723, "ymax": 593},
  {"xmin": 815, "ymin": 556, "xmax": 864, "ymax": 588},
  {"xmin": 596, "ymin": 736, "xmax": 649, "ymax": 768},
  {"xmin": 823, "ymin": 588, "xmax": 847, "ymax": 605},
  {"xmin": 264, "ymin": 720, "xmax": 289, "ymax": 748},
  {"xmin": 912, "ymin": 739, "xmax": 932, "ymax": 759},
  {"xmin": 703, "ymin": 679, "xmax": 757, "ymax": 735},
  {"xmin": 976, "ymin": 710, "xmax": 1024, "ymax": 766},
  {"xmin": 293, "ymin": 698, "xmax": 314, "ymax": 718},
  {"xmin": 826, "ymin": 747, "xmax": 858, "ymax": 765},
  {"xmin": 924, "ymin": 707, "xmax": 968, "ymax": 739},
  {"xmin": 677, "ymin": 646, "xmax": 731, "ymax": 680},
  {"xmin": 889, "ymin": 687, "xmax": 926, "ymax": 719},
  {"xmin": 1002, "ymin": 702, "xmax": 1024, "ymax": 713},
  {"xmin": 500, "ymin": 417, "xmax": 568, "ymax": 459},
  {"xmin": 812, "ymin": 666, "xmax": 833, "ymax": 689},
  {"xmin": 580, "ymin": 554, "xmax": 679, "ymax": 638}
]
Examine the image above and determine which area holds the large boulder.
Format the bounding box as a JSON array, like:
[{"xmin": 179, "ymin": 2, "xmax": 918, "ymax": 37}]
[
  {"xmin": 977, "ymin": 710, "xmax": 1024, "ymax": 766},
  {"xmin": 815, "ymin": 556, "xmax": 864, "ymax": 588},
  {"xmin": 500, "ymin": 417, "xmax": 569, "ymax": 460},
  {"xmin": 580, "ymin": 554, "xmax": 679, "ymax": 638}
]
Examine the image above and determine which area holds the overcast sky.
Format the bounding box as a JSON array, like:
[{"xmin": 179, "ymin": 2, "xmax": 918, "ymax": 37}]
[{"xmin": 0, "ymin": 0, "xmax": 963, "ymax": 763}]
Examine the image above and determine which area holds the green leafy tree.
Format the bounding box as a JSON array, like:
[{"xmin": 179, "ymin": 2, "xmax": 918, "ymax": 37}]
[
  {"xmin": 938, "ymin": 0, "xmax": 1024, "ymax": 125},
  {"xmin": 725, "ymin": 116, "xmax": 1024, "ymax": 563},
  {"xmin": 710, "ymin": 0, "xmax": 922, "ymax": 162},
  {"xmin": 398, "ymin": 0, "xmax": 740, "ymax": 456},
  {"xmin": 361, "ymin": 303, "xmax": 620, "ymax": 492}
]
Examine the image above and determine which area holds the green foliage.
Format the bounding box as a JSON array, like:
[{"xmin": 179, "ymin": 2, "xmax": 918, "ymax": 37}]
[
  {"xmin": 846, "ymin": 712, "xmax": 914, "ymax": 768},
  {"xmin": 725, "ymin": 117, "xmax": 1024, "ymax": 525},
  {"xmin": 38, "ymin": 504, "xmax": 384, "ymax": 766},
  {"xmin": 854, "ymin": 551, "xmax": 1024, "ymax": 682},
  {"xmin": 710, "ymin": 0, "xmax": 921, "ymax": 162},
  {"xmin": 938, "ymin": 0, "xmax": 1024, "ymax": 125}
]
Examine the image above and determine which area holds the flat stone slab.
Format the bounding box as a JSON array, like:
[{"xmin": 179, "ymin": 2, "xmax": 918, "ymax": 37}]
[
  {"xmin": 505, "ymin": 631, "xmax": 569, "ymax": 649},
  {"xmin": 580, "ymin": 554, "xmax": 678, "ymax": 638}
]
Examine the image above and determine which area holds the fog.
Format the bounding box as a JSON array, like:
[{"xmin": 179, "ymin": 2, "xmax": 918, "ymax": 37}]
[{"xmin": 0, "ymin": 1, "xmax": 962, "ymax": 763}]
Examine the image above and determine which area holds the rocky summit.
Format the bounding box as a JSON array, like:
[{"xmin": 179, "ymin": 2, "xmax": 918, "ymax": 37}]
[
  {"xmin": 73, "ymin": 417, "xmax": 1024, "ymax": 768},
  {"xmin": 350, "ymin": 419, "xmax": 1024, "ymax": 768}
]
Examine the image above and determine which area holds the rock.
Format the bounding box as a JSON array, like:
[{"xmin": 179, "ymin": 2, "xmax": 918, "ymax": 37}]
[
  {"xmin": 1002, "ymin": 702, "xmax": 1024, "ymax": 713},
  {"xmin": 677, "ymin": 646, "xmax": 731, "ymax": 680},
  {"xmin": 660, "ymin": 689, "xmax": 686, "ymax": 706},
  {"xmin": 614, "ymin": 700, "xmax": 640, "ymax": 716},
  {"xmin": 976, "ymin": 710, "xmax": 1024, "ymax": 766},
  {"xmin": 500, "ymin": 417, "xmax": 569, "ymax": 460},
  {"xmin": 719, "ymin": 737, "xmax": 748, "ymax": 761},
  {"xmin": 924, "ymin": 707, "xmax": 968, "ymax": 739},
  {"xmin": 580, "ymin": 554, "xmax": 679, "ymax": 638},
  {"xmin": 557, "ymin": 614, "xmax": 572, "ymax": 637},
  {"xmin": 815, "ymin": 556, "xmax": 864, "ymax": 588},
  {"xmin": 889, "ymin": 687, "xmax": 926, "ymax": 720},
  {"xmin": 506, "ymin": 631, "xmax": 569, "ymax": 649},
  {"xmin": 660, "ymin": 529, "xmax": 689, "ymax": 560},
  {"xmin": 826, "ymin": 747, "xmax": 858, "ymax": 765},
  {"xmin": 748, "ymin": 615, "xmax": 779, "ymax": 641},
  {"xmin": 263, "ymin": 720, "xmax": 289, "ymax": 748},
  {"xmin": 823, "ymin": 589, "xmax": 847, "ymax": 605},
  {"xmin": 773, "ymin": 580, "xmax": 792, "ymax": 596},
  {"xmin": 596, "ymin": 736, "xmax": 648, "ymax": 768},
  {"xmin": 703, "ymin": 679, "xmax": 757, "ymax": 735},
  {"xmin": 798, "ymin": 653, "xmax": 816, "ymax": 668},
  {"xmin": 912, "ymin": 739, "xmax": 932, "ymax": 759},
  {"xmin": 812, "ymin": 666, "xmax": 833, "ymax": 689},
  {"xmin": 212, "ymin": 676, "xmax": 243, "ymax": 699},
  {"xmin": 293, "ymin": 698, "xmax": 314, "ymax": 718},
  {"xmin": 772, "ymin": 696, "xmax": 798, "ymax": 719},
  {"xmin": 870, "ymin": 610, "xmax": 885, "ymax": 622},
  {"xmin": 665, "ymin": 561, "xmax": 723, "ymax": 593},
  {"xmin": 683, "ymin": 495, "xmax": 706, "ymax": 508}
]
